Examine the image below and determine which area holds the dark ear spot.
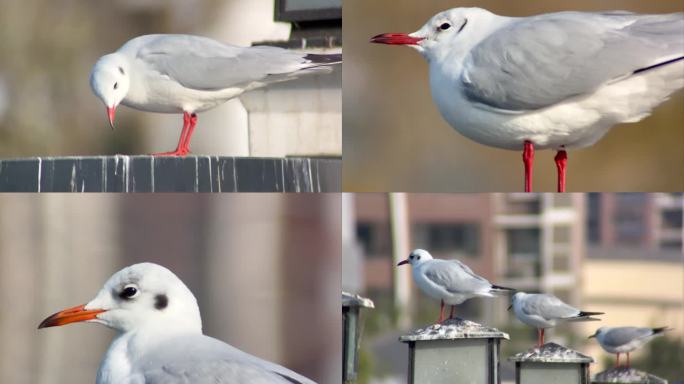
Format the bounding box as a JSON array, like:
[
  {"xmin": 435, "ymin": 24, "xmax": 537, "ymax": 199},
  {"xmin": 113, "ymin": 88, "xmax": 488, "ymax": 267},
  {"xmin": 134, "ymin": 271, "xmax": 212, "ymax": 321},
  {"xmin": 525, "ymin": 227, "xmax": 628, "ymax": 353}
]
[
  {"xmin": 119, "ymin": 67, "xmax": 125, "ymax": 75},
  {"xmin": 155, "ymin": 294, "xmax": 168, "ymax": 310}
]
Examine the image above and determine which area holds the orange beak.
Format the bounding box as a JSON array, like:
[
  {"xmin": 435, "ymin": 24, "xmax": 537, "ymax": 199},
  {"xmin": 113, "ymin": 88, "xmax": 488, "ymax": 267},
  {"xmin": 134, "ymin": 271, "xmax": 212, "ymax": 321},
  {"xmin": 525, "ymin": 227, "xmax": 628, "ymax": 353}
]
[
  {"xmin": 107, "ymin": 106, "xmax": 116, "ymax": 130},
  {"xmin": 38, "ymin": 304, "xmax": 106, "ymax": 329}
]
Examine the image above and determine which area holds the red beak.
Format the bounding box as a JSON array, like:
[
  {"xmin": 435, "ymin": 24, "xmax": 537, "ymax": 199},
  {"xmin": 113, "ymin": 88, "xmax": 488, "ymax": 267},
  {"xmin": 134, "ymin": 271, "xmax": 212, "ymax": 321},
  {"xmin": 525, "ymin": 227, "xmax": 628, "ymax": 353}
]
[
  {"xmin": 38, "ymin": 304, "xmax": 106, "ymax": 329},
  {"xmin": 107, "ymin": 106, "xmax": 116, "ymax": 130},
  {"xmin": 397, "ymin": 259, "xmax": 409, "ymax": 266},
  {"xmin": 370, "ymin": 33, "xmax": 424, "ymax": 45}
]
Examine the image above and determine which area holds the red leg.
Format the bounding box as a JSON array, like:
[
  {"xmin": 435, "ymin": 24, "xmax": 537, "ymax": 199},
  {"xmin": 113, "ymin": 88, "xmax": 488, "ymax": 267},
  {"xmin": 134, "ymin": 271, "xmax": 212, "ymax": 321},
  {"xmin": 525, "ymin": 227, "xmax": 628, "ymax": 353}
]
[
  {"xmin": 615, "ymin": 353, "xmax": 620, "ymax": 368},
  {"xmin": 449, "ymin": 305, "xmax": 456, "ymax": 320},
  {"xmin": 180, "ymin": 113, "xmax": 198, "ymax": 153},
  {"xmin": 523, "ymin": 140, "xmax": 535, "ymax": 192},
  {"xmin": 153, "ymin": 112, "xmax": 195, "ymax": 157},
  {"xmin": 555, "ymin": 150, "xmax": 568, "ymax": 192},
  {"xmin": 438, "ymin": 300, "xmax": 445, "ymax": 323}
]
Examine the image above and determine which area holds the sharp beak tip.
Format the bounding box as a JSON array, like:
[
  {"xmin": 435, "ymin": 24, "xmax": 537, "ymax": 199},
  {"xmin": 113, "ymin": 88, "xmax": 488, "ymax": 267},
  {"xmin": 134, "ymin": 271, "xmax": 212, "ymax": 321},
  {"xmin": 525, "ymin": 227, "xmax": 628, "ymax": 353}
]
[
  {"xmin": 370, "ymin": 33, "xmax": 423, "ymax": 45},
  {"xmin": 107, "ymin": 106, "xmax": 116, "ymax": 130},
  {"xmin": 397, "ymin": 259, "xmax": 409, "ymax": 266},
  {"xmin": 37, "ymin": 304, "xmax": 105, "ymax": 330}
]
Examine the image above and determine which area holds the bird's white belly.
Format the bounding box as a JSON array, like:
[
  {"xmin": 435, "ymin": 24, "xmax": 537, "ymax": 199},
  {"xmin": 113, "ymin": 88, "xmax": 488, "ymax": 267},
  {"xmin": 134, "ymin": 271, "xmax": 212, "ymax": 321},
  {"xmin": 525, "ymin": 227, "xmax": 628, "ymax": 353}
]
[
  {"xmin": 606, "ymin": 338, "xmax": 648, "ymax": 353},
  {"xmin": 413, "ymin": 267, "xmax": 471, "ymax": 305},
  {"xmin": 429, "ymin": 61, "xmax": 684, "ymax": 151},
  {"xmin": 123, "ymin": 75, "xmax": 245, "ymax": 114},
  {"xmin": 514, "ymin": 307, "xmax": 555, "ymax": 329}
]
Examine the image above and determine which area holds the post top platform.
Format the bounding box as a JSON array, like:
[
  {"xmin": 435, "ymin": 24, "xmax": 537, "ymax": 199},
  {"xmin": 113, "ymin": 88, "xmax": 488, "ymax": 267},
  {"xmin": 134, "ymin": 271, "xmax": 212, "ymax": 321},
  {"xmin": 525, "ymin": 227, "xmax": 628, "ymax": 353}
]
[
  {"xmin": 0, "ymin": 155, "xmax": 340, "ymax": 192},
  {"xmin": 508, "ymin": 342, "xmax": 594, "ymax": 364},
  {"xmin": 593, "ymin": 367, "xmax": 668, "ymax": 384},
  {"xmin": 342, "ymin": 292, "xmax": 375, "ymax": 309},
  {"xmin": 399, "ymin": 318, "xmax": 510, "ymax": 343}
]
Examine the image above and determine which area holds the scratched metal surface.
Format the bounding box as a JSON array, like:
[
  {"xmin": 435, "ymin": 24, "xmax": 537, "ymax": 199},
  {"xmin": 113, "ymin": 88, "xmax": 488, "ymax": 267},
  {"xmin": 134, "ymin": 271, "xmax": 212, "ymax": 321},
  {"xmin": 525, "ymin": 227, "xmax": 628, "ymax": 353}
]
[{"xmin": 0, "ymin": 156, "xmax": 341, "ymax": 192}]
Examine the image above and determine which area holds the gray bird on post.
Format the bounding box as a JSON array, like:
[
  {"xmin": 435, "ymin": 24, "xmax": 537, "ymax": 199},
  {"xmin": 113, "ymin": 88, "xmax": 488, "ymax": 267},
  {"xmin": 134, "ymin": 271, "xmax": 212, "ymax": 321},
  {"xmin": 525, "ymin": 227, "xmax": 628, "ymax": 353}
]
[{"xmin": 397, "ymin": 249, "xmax": 514, "ymax": 323}]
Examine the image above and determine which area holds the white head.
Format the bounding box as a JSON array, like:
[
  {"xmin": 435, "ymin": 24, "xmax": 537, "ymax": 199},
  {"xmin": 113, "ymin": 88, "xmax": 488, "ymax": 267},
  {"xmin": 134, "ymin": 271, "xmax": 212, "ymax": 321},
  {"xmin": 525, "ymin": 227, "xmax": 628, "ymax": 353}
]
[
  {"xmin": 370, "ymin": 8, "xmax": 501, "ymax": 62},
  {"xmin": 397, "ymin": 249, "xmax": 434, "ymax": 267},
  {"xmin": 89, "ymin": 53, "xmax": 130, "ymax": 129},
  {"xmin": 509, "ymin": 291, "xmax": 528, "ymax": 310},
  {"xmin": 39, "ymin": 263, "xmax": 202, "ymax": 335},
  {"xmin": 588, "ymin": 326, "xmax": 607, "ymax": 339}
]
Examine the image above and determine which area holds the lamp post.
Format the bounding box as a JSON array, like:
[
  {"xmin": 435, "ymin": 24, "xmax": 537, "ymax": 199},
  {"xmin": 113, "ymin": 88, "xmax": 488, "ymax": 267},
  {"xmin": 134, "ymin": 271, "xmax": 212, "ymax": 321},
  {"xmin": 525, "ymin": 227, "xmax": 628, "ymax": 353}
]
[
  {"xmin": 509, "ymin": 342, "xmax": 593, "ymax": 384},
  {"xmin": 342, "ymin": 292, "xmax": 374, "ymax": 383},
  {"xmin": 399, "ymin": 318, "xmax": 510, "ymax": 384}
]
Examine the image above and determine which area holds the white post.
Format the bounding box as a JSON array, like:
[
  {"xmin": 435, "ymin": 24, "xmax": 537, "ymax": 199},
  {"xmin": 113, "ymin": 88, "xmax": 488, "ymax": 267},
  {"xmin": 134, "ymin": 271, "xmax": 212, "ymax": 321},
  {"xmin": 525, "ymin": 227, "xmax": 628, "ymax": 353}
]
[{"xmin": 389, "ymin": 193, "xmax": 411, "ymax": 329}]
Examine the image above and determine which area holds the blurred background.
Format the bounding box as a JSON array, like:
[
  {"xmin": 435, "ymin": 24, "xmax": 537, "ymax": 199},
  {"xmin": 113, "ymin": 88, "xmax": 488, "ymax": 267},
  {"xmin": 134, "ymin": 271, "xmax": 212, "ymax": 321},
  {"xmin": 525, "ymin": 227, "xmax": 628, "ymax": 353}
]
[
  {"xmin": 342, "ymin": 193, "xmax": 684, "ymax": 383},
  {"xmin": 0, "ymin": 0, "xmax": 341, "ymax": 158},
  {"xmin": 343, "ymin": 0, "xmax": 684, "ymax": 192},
  {"xmin": 0, "ymin": 193, "xmax": 341, "ymax": 384}
]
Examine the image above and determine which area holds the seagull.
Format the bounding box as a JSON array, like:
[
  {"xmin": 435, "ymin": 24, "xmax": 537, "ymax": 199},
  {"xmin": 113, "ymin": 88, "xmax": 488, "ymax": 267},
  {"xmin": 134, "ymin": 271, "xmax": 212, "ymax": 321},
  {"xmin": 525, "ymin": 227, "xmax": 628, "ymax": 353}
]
[
  {"xmin": 397, "ymin": 249, "xmax": 514, "ymax": 323},
  {"xmin": 589, "ymin": 326, "xmax": 671, "ymax": 368},
  {"xmin": 38, "ymin": 263, "xmax": 316, "ymax": 384},
  {"xmin": 90, "ymin": 34, "xmax": 341, "ymax": 156},
  {"xmin": 371, "ymin": 8, "xmax": 684, "ymax": 192},
  {"xmin": 510, "ymin": 292, "xmax": 603, "ymax": 347}
]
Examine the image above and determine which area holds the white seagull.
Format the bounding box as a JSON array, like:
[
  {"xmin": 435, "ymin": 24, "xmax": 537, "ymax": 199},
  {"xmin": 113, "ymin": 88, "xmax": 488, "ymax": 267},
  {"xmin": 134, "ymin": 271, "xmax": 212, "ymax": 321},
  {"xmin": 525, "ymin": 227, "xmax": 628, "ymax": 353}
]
[
  {"xmin": 589, "ymin": 326, "xmax": 671, "ymax": 368},
  {"xmin": 90, "ymin": 34, "xmax": 341, "ymax": 156},
  {"xmin": 397, "ymin": 249, "xmax": 514, "ymax": 323},
  {"xmin": 510, "ymin": 292, "xmax": 603, "ymax": 347},
  {"xmin": 371, "ymin": 8, "xmax": 684, "ymax": 192},
  {"xmin": 38, "ymin": 263, "xmax": 316, "ymax": 384}
]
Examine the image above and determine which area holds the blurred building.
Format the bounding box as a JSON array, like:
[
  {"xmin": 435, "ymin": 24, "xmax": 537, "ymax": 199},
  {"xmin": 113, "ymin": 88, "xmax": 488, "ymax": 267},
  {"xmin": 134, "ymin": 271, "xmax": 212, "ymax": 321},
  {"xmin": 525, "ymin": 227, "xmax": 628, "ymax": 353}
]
[{"xmin": 581, "ymin": 193, "xmax": 683, "ymax": 364}]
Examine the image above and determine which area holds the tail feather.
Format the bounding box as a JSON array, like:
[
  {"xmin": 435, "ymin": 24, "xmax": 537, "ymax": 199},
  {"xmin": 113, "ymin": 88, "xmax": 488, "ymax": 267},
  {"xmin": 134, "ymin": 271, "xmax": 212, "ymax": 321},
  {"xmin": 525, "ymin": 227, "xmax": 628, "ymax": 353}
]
[
  {"xmin": 652, "ymin": 326, "xmax": 672, "ymax": 335},
  {"xmin": 304, "ymin": 53, "xmax": 342, "ymax": 66},
  {"xmin": 491, "ymin": 284, "xmax": 515, "ymax": 292}
]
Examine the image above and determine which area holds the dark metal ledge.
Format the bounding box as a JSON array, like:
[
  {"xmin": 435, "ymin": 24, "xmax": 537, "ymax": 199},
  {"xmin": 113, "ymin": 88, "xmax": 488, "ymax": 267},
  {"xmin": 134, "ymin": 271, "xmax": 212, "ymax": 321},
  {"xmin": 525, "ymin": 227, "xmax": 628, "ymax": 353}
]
[{"xmin": 0, "ymin": 156, "xmax": 340, "ymax": 192}]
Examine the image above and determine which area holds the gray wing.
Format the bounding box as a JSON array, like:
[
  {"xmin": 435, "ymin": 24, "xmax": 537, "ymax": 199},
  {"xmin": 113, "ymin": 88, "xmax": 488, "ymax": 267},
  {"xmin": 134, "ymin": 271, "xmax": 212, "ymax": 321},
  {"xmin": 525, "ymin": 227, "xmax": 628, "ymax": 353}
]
[
  {"xmin": 521, "ymin": 294, "xmax": 579, "ymax": 319},
  {"xmin": 462, "ymin": 11, "xmax": 684, "ymax": 111},
  {"xmin": 602, "ymin": 327, "xmax": 654, "ymax": 348},
  {"xmin": 137, "ymin": 334, "xmax": 315, "ymax": 384},
  {"xmin": 136, "ymin": 34, "xmax": 333, "ymax": 91},
  {"xmin": 424, "ymin": 259, "xmax": 491, "ymax": 293}
]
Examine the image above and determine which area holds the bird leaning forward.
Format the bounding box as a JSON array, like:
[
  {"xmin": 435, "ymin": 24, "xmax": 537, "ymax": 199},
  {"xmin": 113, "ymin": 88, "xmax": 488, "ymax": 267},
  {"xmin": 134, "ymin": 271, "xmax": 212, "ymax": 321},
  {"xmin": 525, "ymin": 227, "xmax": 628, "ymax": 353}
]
[{"xmin": 90, "ymin": 34, "xmax": 341, "ymax": 156}]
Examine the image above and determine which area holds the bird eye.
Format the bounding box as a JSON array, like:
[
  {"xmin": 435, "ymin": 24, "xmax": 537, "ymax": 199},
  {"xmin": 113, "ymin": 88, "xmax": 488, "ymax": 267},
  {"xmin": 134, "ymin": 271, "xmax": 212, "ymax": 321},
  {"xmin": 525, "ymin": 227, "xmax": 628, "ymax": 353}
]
[
  {"xmin": 439, "ymin": 22, "xmax": 451, "ymax": 30},
  {"xmin": 113, "ymin": 82, "xmax": 118, "ymax": 90},
  {"xmin": 417, "ymin": 256, "xmax": 421, "ymax": 260},
  {"xmin": 120, "ymin": 284, "xmax": 139, "ymax": 299}
]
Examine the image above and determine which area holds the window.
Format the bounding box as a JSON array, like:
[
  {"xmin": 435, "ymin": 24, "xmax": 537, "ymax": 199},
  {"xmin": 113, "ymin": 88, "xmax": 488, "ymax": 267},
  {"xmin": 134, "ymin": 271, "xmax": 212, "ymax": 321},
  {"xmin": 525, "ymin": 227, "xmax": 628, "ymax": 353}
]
[
  {"xmin": 586, "ymin": 193, "xmax": 601, "ymax": 244},
  {"xmin": 412, "ymin": 223, "xmax": 480, "ymax": 257},
  {"xmin": 614, "ymin": 193, "xmax": 647, "ymax": 244},
  {"xmin": 505, "ymin": 228, "xmax": 541, "ymax": 278},
  {"xmin": 356, "ymin": 222, "xmax": 391, "ymax": 258}
]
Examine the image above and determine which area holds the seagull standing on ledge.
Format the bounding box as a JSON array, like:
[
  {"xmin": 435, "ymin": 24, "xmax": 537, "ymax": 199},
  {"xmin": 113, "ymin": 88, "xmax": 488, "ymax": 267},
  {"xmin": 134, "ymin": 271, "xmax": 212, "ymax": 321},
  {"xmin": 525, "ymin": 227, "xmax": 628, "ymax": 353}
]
[
  {"xmin": 38, "ymin": 263, "xmax": 316, "ymax": 384},
  {"xmin": 510, "ymin": 292, "xmax": 603, "ymax": 347},
  {"xmin": 589, "ymin": 326, "xmax": 671, "ymax": 368},
  {"xmin": 397, "ymin": 249, "xmax": 514, "ymax": 323},
  {"xmin": 90, "ymin": 34, "xmax": 341, "ymax": 156},
  {"xmin": 371, "ymin": 8, "xmax": 684, "ymax": 192}
]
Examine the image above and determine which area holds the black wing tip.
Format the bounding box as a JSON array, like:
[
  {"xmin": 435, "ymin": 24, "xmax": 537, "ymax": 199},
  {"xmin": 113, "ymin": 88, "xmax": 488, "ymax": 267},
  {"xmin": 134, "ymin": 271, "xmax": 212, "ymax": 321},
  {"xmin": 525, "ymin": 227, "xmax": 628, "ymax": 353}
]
[
  {"xmin": 578, "ymin": 311, "xmax": 605, "ymax": 317},
  {"xmin": 491, "ymin": 284, "xmax": 515, "ymax": 291},
  {"xmin": 276, "ymin": 373, "xmax": 304, "ymax": 384},
  {"xmin": 633, "ymin": 56, "xmax": 684, "ymax": 75},
  {"xmin": 304, "ymin": 53, "xmax": 342, "ymax": 64},
  {"xmin": 653, "ymin": 326, "xmax": 672, "ymax": 334}
]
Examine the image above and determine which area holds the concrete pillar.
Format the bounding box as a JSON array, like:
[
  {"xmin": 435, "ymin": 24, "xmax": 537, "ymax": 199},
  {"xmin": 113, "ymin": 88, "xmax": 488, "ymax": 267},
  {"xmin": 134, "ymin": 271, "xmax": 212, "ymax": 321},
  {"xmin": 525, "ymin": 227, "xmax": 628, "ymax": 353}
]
[{"xmin": 592, "ymin": 367, "xmax": 668, "ymax": 384}]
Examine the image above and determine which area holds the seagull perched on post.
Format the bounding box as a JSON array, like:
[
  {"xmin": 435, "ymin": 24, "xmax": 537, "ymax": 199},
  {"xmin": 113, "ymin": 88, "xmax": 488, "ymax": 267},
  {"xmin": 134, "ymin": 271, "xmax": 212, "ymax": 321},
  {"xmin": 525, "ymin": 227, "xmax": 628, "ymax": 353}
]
[
  {"xmin": 90, "ymin": 34, "xmax": 341, "ymax": 156},
  {"xmin": 397, "ymin": 249, "xmax": 514, "ymax": 323},
  {"xmin": 371, "ymin": 7, "xmax": 683, "ymax": 192},
  {"xmin": 589, "ymin": 326, "xmax": 671, "ymax": 368},
  {"xmin": 38, "ymin": 263, "xmax": 316, "ymax": 384},
  {"xmin": 510, "ymin": 292, "xmax": 603, "ymax": 347}
]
